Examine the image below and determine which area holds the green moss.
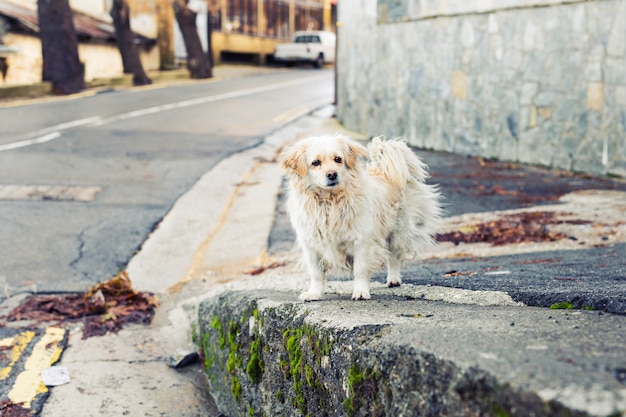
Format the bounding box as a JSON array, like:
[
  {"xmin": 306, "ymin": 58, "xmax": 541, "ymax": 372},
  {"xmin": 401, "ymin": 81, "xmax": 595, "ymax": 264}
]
[
  {"xmin": 232, "ymin": 376, "xmax": 242, "ymax": 400},
  {"xmin": 492, "ymin": 403, "xmax": 511, "ymax": 417},
  {"xmin": 246, "ymin": 353, "xmax": 263, "ymax": 383},
  {"xmin": 248, "ymin": 405, "xmax": 255, "ymax": 416},
  {"xmin": 202, "ymin": 333, "xmax": 215, "ymax": 369},
  {"xmin": 281, "ymin": 324, "xmax": 335, "ymax": 415},
  {"xmin": 228, "ymin": 320, "xmax": 239, "ymax": 347},
  {"xmin": 275, "ymin": 390, "xmax": 284, "ymax": 403},
  {"xmin": 305, "ymin": 365, "xmax": 315, "ymax": 387},
  {"xmin": 211, "ymin": 316, "xmax": 226, "ymax": 349},
  {"xmin": 190, "ymin": 321, "xmax": 198, "ymax": 345},
  {"xmin": 342, "ymin": 398, "xmax": 355, "ymax": 416},
  {"xmin": 550, "ymin": 302, "xmax": 574, "ymax": 310},
  {"xmin": 348, "ymin": 364, "xmax": 365, "ymax": 387},
  {"xmin": 582, "ymin": 305, "xmax": 596, "ymax": 311},
  {"xmin": 343, "ymin": 363, "xmax": 389, "ymax": 416},
  {"xmin": 227, "ymin": 351, "xmax": 237, "ymax": 373}
]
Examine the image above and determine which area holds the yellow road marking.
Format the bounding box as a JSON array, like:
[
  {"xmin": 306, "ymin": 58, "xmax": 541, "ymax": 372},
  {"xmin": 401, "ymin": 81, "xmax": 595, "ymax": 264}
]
[
  {"xmin": 8, "ymin": 327, "xmax": 66, "ymax": 409},
  {"xmin": 168, "ymin": 160, "xmax": 264, "ymax": 293},
  {"xmin": 0, "ymin": 331, "xmax": 36, "ymax": 381},
  {"xmin": 272, "ymin": 99, "xmax": 329, "ymax": 124}
]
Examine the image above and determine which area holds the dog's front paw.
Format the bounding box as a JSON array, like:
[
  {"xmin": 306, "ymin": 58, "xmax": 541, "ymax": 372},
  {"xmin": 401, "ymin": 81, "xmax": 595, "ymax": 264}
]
[
  {"xmin": 351, "ymin": 290, "xmax": 371, "ymax": 300},
  {"xmin": 386, "ymin": 278, "xmax": 402, "ymax": 288},
  {"xmin": 299, "ymin": 291, "xmax": 323, "ymax": 302}
]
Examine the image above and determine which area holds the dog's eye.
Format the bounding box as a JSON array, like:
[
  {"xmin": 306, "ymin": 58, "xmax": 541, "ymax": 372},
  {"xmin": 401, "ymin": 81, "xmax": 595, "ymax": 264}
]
[
  {"xmin": 311, "ymin": 160, "xmax": 321, "ymax": 167},
  {"xmin": 334, "ymin": 156, "xmax": 342, "ymax": 164}
]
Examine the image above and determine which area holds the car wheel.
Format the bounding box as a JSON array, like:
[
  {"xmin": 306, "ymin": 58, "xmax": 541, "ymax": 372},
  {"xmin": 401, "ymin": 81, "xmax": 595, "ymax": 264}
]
[{"xmin": 313, "ymin": 54, "xmax": 324, "ymax": 69}]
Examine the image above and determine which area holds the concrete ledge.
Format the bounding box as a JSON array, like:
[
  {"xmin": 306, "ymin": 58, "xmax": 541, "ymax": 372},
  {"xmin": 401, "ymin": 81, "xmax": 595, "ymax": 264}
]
[
  {"xmin": 199, "ymin": 289, "xmax": 626, "ymax": 417},
  {"xmin": 148, "ymin": 68, "xmax": 189, "ymax": 82},
  {"xmin": 0, "ymin": 82, "xmax": 52, "ymax": 99},
  {"xmin": 87, "ymin": 74, "xmax": 133, "ymax": 88}
]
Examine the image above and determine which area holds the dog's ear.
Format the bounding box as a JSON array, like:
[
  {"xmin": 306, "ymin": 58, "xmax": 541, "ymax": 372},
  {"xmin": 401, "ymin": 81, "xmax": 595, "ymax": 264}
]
[
  {"xmin": 342, "ymin": 138, "xmax": 368, "ymax": 170},
  {"xmin": 280, "ymin": 144, "xmax": 307, "ymax": 177}
]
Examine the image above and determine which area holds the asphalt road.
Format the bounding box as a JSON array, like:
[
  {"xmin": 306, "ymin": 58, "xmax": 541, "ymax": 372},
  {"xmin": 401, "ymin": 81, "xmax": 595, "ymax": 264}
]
[{"xmin": 0, "ymin": 67, "xmax": 334, "ymax": 297}]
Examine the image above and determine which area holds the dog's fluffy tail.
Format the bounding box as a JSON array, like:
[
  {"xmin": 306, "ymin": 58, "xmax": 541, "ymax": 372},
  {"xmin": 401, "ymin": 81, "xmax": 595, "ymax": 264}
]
[
  {"xmin": 369, "ymin": 136, "xmax": 443, "ymax": 251},
  {"xmin": 367, "ymin": 136, "xmax": 429, "ymax": 189}
]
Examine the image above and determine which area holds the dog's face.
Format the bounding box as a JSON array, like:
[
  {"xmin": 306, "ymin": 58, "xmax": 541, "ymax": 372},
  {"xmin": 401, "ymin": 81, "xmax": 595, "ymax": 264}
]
[{"xmin": 281, "ymin": 135, "xmax": 367, "ymax": 190}]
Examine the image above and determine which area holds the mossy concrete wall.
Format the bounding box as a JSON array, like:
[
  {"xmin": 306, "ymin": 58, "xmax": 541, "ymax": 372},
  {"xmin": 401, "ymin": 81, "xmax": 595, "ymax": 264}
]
[
  {"xmin": 336, "ymin": 0, "xmax": 626, "ymax": 176},
  {"xmin": 198, "ymin": 290, "xmax": 624, "ymax": 417}
]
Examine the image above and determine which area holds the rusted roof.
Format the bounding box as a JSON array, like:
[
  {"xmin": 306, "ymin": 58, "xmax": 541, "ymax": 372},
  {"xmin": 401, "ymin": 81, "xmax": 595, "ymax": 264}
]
[{"xmin": 0, "ymin": 0, "xmax": 154, "ymax": 44}]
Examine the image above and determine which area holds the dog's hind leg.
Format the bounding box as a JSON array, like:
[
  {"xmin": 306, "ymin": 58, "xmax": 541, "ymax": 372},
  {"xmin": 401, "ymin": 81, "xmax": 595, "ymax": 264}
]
[
  {"xmin": 299, "ymin": 247, "xmax": 325, "ymax": 301},
  {"xmin": 386, "ymin": 252, "xmax": 403, "ymax": 287}
]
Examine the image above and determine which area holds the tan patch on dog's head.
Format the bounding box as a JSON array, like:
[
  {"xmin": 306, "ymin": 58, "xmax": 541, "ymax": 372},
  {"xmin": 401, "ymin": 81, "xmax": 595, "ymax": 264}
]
[
  {"xmin": 280, "ymin": 143, "xmax": 307, "ymax": 177},
  {"xmin": 338, "ymin": 136, "xmax": 368, "ymax": 169}
]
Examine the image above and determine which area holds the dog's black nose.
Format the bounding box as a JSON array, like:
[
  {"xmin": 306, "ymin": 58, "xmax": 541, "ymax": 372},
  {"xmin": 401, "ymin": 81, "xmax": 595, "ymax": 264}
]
[{"xmin": 326, "ymin": 171, "xmax": 337, "ymax": 181}]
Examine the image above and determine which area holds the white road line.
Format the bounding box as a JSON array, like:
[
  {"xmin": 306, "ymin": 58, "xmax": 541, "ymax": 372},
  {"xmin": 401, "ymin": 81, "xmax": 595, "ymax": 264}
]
[
  {"xmin": 0, "ymin": 75, "xmax": 326, "ymax": 152},
  {"xmin": 0, "ymin": 116, "xmax": 102, "ymax": 153},
  {"xmin": 0, "ymin": 132, "xmax": 61, "ymax": 152},
  {"xmin": 93, "ymin": 75, "xmax": 327, "ymax": 126}
]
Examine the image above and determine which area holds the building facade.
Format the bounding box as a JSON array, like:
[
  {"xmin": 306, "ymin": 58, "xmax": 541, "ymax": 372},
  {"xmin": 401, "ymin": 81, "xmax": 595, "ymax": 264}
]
[
  {"xmin": 0, "ymin": 0, "xmax": 159, "ymax": 86},
  {"xmin": 336, "ymin": 0, "xmax": 625, "ymax": 176},
  {"xmin": 175, "ymin": 0, "xmax": 336, "ymax": 65},
  {"xmin": 0, "ymin": 0, "xmax": 336, "ymax": 86}
]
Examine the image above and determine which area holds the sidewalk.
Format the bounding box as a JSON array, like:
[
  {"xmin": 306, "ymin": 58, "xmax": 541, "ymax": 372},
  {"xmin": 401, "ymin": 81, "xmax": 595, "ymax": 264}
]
[{"xmin": 6, "ymin": 104, "xmax": 626, "ymax": 416}]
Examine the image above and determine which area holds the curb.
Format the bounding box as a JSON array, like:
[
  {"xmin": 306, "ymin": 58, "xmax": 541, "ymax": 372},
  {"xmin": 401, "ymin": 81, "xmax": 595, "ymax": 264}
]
[{"xmin": 198, "ymin": 286, "xmax": 626, "ymax": 417}]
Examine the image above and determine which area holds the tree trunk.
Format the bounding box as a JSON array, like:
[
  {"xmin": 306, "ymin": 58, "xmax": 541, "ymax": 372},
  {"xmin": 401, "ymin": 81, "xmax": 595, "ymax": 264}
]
[
  {"xmin": 111, "ymin": 0, "xmax": 152, "ymax": 86},
  {"xmin": 157, "ymin": 0, "xmax": 176, "ymax": 70},
  {"xmin": 37, "ymin": 0, "xmax": 85, "ymax": 95},
  {"xmin": 206, "ymin": 11, "xmax": 214, "ymax": 68},
  {"xmin": 172, "ymin": 0, "xmax": 211, "ymax": 79}
]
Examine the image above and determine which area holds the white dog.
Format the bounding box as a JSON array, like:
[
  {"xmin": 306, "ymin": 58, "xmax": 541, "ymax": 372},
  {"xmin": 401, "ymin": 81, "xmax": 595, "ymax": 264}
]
[{"xmin": 280, "ymin": 134, "xmax": 442, "ymax": 301}]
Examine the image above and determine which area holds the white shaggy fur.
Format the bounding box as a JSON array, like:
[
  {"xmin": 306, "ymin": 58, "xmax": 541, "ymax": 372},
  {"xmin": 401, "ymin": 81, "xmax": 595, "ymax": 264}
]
[{"xmin": 280, "ymin": 135, "xmax": 442, "ymax": 301}]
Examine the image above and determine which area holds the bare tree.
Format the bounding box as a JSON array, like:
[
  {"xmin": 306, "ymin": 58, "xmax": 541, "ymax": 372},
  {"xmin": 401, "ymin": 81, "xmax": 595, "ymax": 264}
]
[
  {"xmin": 37, "ymin": 0, "xmax": 85, "ymax": 94},
  {"xmin": 111, "ymin": 0, "xmax": 152, "ymax": 86},
  {"xmin": 206, "ymin": 10, "xmax": 214, "ymax": 68},
  {"xmin": 172, "ymin": 0, "xmax": 211, "ymax": 79},
  {"xmin": 156, "ymin": 0, "xmax": 176, "ymax": 69}
]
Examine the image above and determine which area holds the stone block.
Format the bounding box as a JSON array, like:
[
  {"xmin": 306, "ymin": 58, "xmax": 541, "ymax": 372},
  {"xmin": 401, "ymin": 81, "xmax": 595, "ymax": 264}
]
[
  {"xmin": 606, "ymin": 0, "xmax": 626, "ymax": 57},
  {"xmin": 604, "ymin": 58, "xmax": 625, "ymax": 85},
  {"xmin": 586, "ymin": 83, "xmax": 604, "ymax": 111},
  {"xmin": 615, "ymin": 85, "xmax": 626, "ymax": 106},
  {"xmin": 451, "ymin": 70, "xmax": 468, "ymax": 100},
  {"xmin": 584, "ymin": 60, "xmax": 603, "ymax": 82},
  {"xmin": 520, "ymin": 82, "xmax": 538, "ymax": 105}
]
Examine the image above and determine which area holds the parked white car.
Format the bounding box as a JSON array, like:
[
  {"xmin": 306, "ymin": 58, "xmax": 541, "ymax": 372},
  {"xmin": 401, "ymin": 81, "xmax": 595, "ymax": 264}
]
[{"xmin": 274, "ymin": 31, "xmax": 336, "ymax": 68}]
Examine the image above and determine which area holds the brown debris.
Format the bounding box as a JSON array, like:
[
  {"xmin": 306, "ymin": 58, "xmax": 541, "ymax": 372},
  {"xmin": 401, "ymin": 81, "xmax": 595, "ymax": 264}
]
[
  {"xmin": 437, "ymin": 211, "xmax": 590, "ymax": 246},
  {"xmin": 0, "ymin": 400, "xmax": 32, "ymax": 417},
  {"xmin": 6, "ymin": 272, "xmax": 157, "ymax": 339},
  {"xmin": 246, "ymin": 261, "xmax": 287, "ymax": 276},
  {"xmin": 442, "ymin": 270, "xmax": 477, "ymax": 277},
  {"xmin": 513, "ymin": 258, "xmax": 562, "ymax": 265}
]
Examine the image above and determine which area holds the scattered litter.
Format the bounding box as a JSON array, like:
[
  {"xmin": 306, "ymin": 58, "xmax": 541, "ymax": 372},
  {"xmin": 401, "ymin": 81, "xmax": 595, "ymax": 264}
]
[
  {"xmin": 168, "ymin": 350, "xmax": 199, "ymax": 369},
  {"xmin": 484, "ymin": 270, "xmax": 511, "ymax": 276},
  {"xmin": 246, "ymin": 261, "xmax": 287, "ymax": 276},
  {"xmin": 6, "ymin": 272, "xmax": 158, "ymax": 339},
  {"xmin": 442, "ymin": 270, "xmax": 477, "ymax": 277},
  {"xmin": 398, "ymin": 313, "xmax": 433, "ymax": 319},
  {"xmin": 41, "ymin": 366, "xmax": 71, "ymax": 387},
  {"xmin": 437, "ymin": 211, "xmax": 590, "ymax": 246},
  {"xmin": 513, "ymin": 258, "xmax": 561, "ymax": 265},
  {"xmin": 0, "ymin": 400, "xmax": 32, "ymax": 417}
]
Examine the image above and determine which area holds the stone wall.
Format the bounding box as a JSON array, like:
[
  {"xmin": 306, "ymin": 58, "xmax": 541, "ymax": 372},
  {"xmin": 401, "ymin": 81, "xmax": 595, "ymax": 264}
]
[{"xmin": 336, "ymin": 0, "xmax": 626, "ymax": 176}]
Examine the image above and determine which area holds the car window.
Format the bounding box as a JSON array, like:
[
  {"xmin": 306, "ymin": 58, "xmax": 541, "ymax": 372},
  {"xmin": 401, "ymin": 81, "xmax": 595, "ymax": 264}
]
[{"xmin": 294, "ymin": 35, "xmax": 321, "ymax": 43}]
